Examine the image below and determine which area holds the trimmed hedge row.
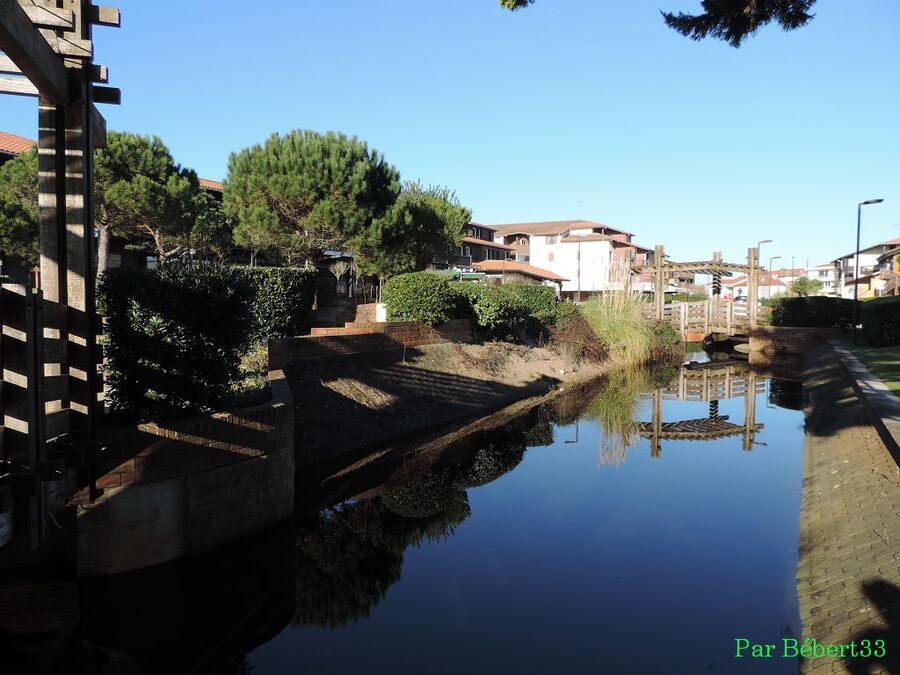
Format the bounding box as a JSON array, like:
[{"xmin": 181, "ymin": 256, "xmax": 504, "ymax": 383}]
[
  {"xmin": 862, "ymin": 296, "xmax": 900, "ymax": 347},
  {"xmin": 98, "ymin": 264, "xmax": 316, "ymax": 419},
  {"xmin": 382, "ymin": 271, "xmax": 559, "ymax": 338},
  {"xmin": 770, "ymin": 296, "xmax": 857, "ymax": 328},
  {"xmin": 235, "ymin": 266, "xmax": 318, "ymax": 340}
]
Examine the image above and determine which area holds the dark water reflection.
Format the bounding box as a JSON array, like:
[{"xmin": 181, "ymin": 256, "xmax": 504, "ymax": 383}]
[
  {"xmin": 38, "ymin": 363, "xmax": 805, "ymax": 674},
  {"xmin": 247, "ymin": 362, "xmax": 805, "ymax": 675}
]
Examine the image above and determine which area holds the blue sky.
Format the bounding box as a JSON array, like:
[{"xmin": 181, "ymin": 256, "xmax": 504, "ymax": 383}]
[{"xmin": 2, "ymin": 0, "xmax": 898, "ymax": 265}]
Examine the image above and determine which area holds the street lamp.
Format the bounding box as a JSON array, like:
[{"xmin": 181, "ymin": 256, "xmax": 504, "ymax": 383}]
[
  {"xmin": 853, "ymin": 198, "xmax": 885, "ymax": 344},
  {"xmin": 757, "ymin": 239, "xmax": 772, "ymax": 264},
  {"xmin": 768, "ymin": 255, "xmax": 781, "ymax": 300}
]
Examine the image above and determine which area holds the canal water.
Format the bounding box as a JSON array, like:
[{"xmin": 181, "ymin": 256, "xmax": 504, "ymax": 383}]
[{"xmin": 242, "ymin": 362, "xmax": 806, "ymax": 675}]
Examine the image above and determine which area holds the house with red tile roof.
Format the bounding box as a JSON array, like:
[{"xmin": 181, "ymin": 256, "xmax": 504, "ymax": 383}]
[
  {"xmin": 489, "ymin": 220, "xmax": 653, "ymax": 300},
  {"xmin": 0, "ymin": 131, "xmax": 36, "ymax": 166},
  {"xmin": 452, "ymin": 223, "xmax": 516, "ymax": 267},
  {"xmin": 472, "ymin": 260, "xmax": 567, "ymax": 290}
]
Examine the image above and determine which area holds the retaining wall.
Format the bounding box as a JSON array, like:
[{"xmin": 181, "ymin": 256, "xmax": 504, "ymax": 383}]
[
  {"xmin": 72, "ymin": 402, "xmax": 294, "ymax": 577},
  {"xmin": 270, "ymin": 319, "xmax": 474, "ymax": 369},
  {"xmin": 748, "ymin": 326, "xmax": 841, "ymax": 357}
]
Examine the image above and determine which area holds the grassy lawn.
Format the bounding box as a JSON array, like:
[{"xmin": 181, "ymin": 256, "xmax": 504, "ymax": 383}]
[{"xmin": 849, "ymin": 344, "xmax": 900, "ymax": 394}]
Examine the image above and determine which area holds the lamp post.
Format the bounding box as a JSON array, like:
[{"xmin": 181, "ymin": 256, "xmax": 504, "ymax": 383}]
[
  {"xmin": 757, "ymin": 239, "xmax": 772, "ymax": 268},
  {"xmin": 853, "ymin": 198, "xmax": 885, "ymax": 344},
  {"xmin": 768, "ymin": 256, "xmax": 781, "ymax": 300}
]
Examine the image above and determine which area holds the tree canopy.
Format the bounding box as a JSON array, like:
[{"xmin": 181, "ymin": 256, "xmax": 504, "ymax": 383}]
[
  {"xmin": 0, "ymin": 148, "xmax": 39, "ymax": 266},
  {"xmin": 95, "ymin": 131, "xmax": 223, "ymax": 271},
  {"xmin": 354, "ymin": 182, "xmax": 471, "ymax": 277},
  {"xmin": 223, "ymin": 130, "xmax": 401, "ymax": 266},
  {"xmin": 499, "ymin": 0, "xmax": 817, "ymax": 47},
  {"xmin": 791, "ymin": 276, "xmax": 823, "ymax": 297}
]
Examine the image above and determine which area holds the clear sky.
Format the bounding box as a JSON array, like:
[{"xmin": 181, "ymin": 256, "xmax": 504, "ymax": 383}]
[{"xmin": 2, "ymin": 0, "xmax": 898, "ymax": 265}]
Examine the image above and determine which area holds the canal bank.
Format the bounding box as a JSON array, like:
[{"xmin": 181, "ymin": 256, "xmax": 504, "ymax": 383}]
[{"xmin": 797, "ymin": 346, "xmax": 900, "ymax": 675}]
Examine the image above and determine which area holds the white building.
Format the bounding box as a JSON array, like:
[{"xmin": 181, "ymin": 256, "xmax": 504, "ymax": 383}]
[
  {"xmin": 490, "ymin": 220, "xmax": 653, "ymax": 300},
  {"xmin": 805, "ymin": 263, "xmax": 838, "ymax": 296},
  {"xmin": 832, "ymin": 238, "xmax": 900, "ymax": 299}
]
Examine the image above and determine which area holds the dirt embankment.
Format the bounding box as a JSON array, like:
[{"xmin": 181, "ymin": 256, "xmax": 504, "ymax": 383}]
[{"xmin": 286, "ymin": 342, "xmax": 608, "ymax": 466}]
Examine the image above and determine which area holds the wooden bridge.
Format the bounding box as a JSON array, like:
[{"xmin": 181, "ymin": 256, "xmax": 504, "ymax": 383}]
[
  {"xmin": 634, "ymin": 246, "xmax": 761, "ymax": 339},
  {"xmin": 638, "ymin": 363, "xmax": 764, "ymax": 456}
]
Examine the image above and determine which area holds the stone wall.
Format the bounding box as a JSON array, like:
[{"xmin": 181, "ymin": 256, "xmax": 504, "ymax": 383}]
[
  {"xmin": 72, "ymin": 402, "xmax": 294, "ymax": 577},
  {"xmin": 270, "ymin": 319, "xmax": 474, "ymax": 369}
]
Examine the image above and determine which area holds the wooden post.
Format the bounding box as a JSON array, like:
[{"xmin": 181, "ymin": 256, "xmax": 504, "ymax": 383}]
[
  {"xmin": 748, "ymin": 247, "xmax": 759, "ymax": 330},
  {"xmin": 654, "ymin": 245, "xmax": 665, "ymax": 321},
  {"xmin": 743, "ymin": 370, "xmax": 757, "ymax": 451},
  {"xmin": 679, "ymin": 302, "xmax": 687, "ymax": 339},
  {"xmin": 651, "ymin": 388, "xmax": 662, "ymax": 458},
  {"xmin": 703, "ymin": 298, "xmax": 710, "ymax": 334}
]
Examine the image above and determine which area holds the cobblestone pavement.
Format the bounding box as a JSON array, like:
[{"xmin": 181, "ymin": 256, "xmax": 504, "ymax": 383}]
[{"xmin": 798, "ymin": 349, "xmax": 900, "ymax": 674}]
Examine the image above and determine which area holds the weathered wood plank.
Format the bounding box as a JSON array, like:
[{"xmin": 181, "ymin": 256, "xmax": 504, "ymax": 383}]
[
  {"xmin": 39, "ymin": 29, "xmax": 92, "ymax": 59},
  {"xmin": 21, "ymin": 5, "xmax": 74, "ymax": 30},
  {"xmin": 91, "ymin": 103, "xmax": 106, "ymax": 147},
  {"xmin": 0, "ymin": 74, "xmax": 37, "ymax": 97},
  {"xmin": 0, "ymin": 1, "xmax": 69, "ymax": 103},
  {"xmin": 92, "ymin": 85, "xmax": 119, "ymax": 105},
  {"xmin": 87, "ymin": 62, "xmax": 107, "ymax": 83},
  {"xmin": 0, "ymin": 53, "xmax": 21, "ymax": 74},
  {"xmin": 86, "ymin": 5, "xmax": 120, "ymax": 28}
]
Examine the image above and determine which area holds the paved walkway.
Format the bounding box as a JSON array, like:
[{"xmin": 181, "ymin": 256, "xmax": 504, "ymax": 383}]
[{"xmin": 798, "ymin": 348, "xmax": 900, "ymax": 674}]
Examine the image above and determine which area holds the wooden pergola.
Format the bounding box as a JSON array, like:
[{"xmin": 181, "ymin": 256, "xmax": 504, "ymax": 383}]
[
  {"xmin": 633, "ymin": 245, "xmax": 761, "ymax": 335},
  {"xmin": 0, "ymin": 0, "xmax": 119, "ymax": 554}
]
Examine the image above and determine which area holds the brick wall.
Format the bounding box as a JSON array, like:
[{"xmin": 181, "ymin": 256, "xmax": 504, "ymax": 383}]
[
  {"xmin": 270, "ymin": 319, "xmax": 474, "ymax": 369},
  {"xmin": 748, "ymin": 326, "xmax": 841, "ymax": 357},
  {"xmin": 73, "ymin": 402, "xmax": 294, "ymax": 576},
  {"xmin": 353, "ymin": 303, "xmax": 378, "ymax": 323}
]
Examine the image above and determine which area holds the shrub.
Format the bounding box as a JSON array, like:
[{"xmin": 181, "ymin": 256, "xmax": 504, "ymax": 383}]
[
  {"xmin": 862, "ymin": 296, "xmax": 900, "ymax": 346},
  {"xmin": 383, "ymin": 272, "xmax": 456, "ymax": 326},
  {"xmin": 98, "ymin": 265, "xmax": 256, "ymax": 420},
  {"xmin": 234, "ymin": 266, "xmax": 317, "ymax": 340},
  {"xmin": 770, "ymin": 296, "xmax": 856, "ymax": 328},
  {"xmin": 450, "ymin": 282, "xmax": 530, "ymax": 339},
  {"xmin": 546, "ymin": 304, "xmax": 607, "ymax": 363},
  {"xmin": 580, "ymin": 292, "xmax": 656, "ymax": 363},
  {"xmin": 651, "ymin": 321, "xmax": 681, "ymax": 358},
  {"xmin": 499, "ymin": 283, "xmax": 557, "ymax": 316}
]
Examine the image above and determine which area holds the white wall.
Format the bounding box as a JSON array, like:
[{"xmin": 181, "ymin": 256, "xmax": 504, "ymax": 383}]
[{"xmin": 529, "ymin": 235, "xmax": 613, "ymax": 294}]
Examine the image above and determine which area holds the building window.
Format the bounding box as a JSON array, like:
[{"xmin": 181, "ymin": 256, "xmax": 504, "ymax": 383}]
[
  {"xmin": 548, "ymin": 252, "xmax": 554, "ymax": 262},
  {"xmin": 547, "ymin": 236, "xmax": 557, "ymax": 245}
]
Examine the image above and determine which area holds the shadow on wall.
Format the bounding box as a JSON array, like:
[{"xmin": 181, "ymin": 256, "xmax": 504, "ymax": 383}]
[
  {"xmin": 281, "ymin": 337, "xmax": 561, "ymax": 466},
  {"xmin": 846, "ymin": 580, "xmax": 900, "ymax": 674}
]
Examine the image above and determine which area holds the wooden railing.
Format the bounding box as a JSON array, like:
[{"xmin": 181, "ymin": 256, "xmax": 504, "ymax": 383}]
[{"xmin": 645, "ymin": 299, "xmax": 754, "ymax": 336}]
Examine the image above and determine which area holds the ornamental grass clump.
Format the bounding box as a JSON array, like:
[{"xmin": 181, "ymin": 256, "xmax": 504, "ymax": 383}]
[{"xmin": 580, "ymin": 291, "xmax": 655, "ymax": 364}]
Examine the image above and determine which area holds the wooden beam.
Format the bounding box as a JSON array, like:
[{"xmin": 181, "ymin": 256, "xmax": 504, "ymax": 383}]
[
  {"xmin": 91, "ymin": 104, "xmax": 106, "ymax": 148},
  {"xmin": 0, "ymin": 53, "xmax": 21, "ymax": 74},
  {"xmin": 87, "ymin": 63, "xmax": 107, "ymax": 83},
  {"xmin": 0, "ymin": 1, "xmax": 69, "ymax": 103},
  {"xmin": 39, "ymin": 29, "xmax": 92, "ymax": 59},
  {"xmin": 21, "ymin": 5, "xmax": 74, "ymax": 30},
  {"xmin": 0, "ymin": 74, "xmax": 38, "ymax": 97},
  {"xmin": 86, "ymin": 5, "xmax": 120, "ymax": 28},
  {"xmin": 91, "ymin": 85, "xmax": 119, "ymax": 105}
]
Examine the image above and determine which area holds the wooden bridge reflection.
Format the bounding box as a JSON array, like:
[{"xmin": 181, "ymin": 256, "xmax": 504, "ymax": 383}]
[{"xmin": 639, "ymin": 363, "xmax": 764, "ymax": 457}]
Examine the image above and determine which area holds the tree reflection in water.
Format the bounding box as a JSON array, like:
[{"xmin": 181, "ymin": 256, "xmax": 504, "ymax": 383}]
[{"xmin": 293, "ymin": 439, "xmax": 526, "ymax": 628}]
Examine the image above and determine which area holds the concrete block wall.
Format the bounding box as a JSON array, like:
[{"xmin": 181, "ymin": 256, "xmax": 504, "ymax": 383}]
[{"xmin": 72, "ymin": 402, "xmax": 294, "ymax": 577}]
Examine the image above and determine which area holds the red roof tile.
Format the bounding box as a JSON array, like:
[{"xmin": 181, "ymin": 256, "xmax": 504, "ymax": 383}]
[
  {"xmin": 472, "ymin": 260, "xmax": 568, "ymax": 282},
  {"xmin": 0, "ymin": 131, "xmax": 36, "ymax": 156},
  {"xmin": 489, "ymin": 220, "xmax": 633, "ymax": 237},
  {"xmin": 198, "ymin": 178, "xmax": 223, "ymax": 192}
]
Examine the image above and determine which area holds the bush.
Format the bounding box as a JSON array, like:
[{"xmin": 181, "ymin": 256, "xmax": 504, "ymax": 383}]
[
  {"xmin": 383, "ymin": 272, "xmax": 456, "ymax": 326},
  {"xmin": 862, "ymin": 296, "xmax": 900, "ymax": 346},
  {"xmin": 234, "ymin": 266, "xmax": 317, "ymax": 340},
  {"xmin": 770, "ymin": 296, "xmax": 856, "ymax": 328},
  {"xmin": 499, "ymin": 283, "xmax": 557, "ymax": 316},
  {"xmin": 450, "ymin": 282, "xmax": 530, "ymax": 339},
  {"xmin": 652, "ymin": 321, "xmax": 681, "ymax": 357},
  {"xmin": 98, "ymin": 265, "xmax": 255, "ymax": 420}
]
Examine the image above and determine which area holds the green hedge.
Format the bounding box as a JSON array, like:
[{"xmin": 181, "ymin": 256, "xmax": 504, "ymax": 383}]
[
  {"xmin": 234, "ymin": 266, "xmax": 317, "ymax": 340},
  {"xmin": 98, "ymin": 265, "xmax": 256, "ymax": 420},
  {"xmin": 770, "ymin": 296, "xmax": 857, "ymax": 328},
  {"xmin": 500, "ymin": 283, "xmax": 557, "ymax": 316},
  {"xmin": 450, "ymin": 283, "xmax": 530, "ymax": 338},
  {"xmin": 862, "ymin": 296, "xmax": 900, "ymax": 346},
  {"xmin": 383, "ymin": 272, "xmax": 457, "ymax": 326}
]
